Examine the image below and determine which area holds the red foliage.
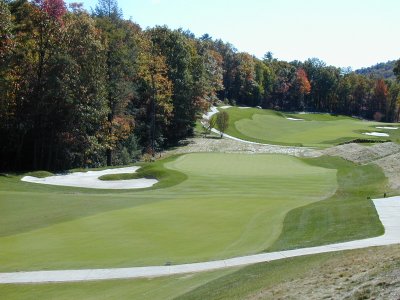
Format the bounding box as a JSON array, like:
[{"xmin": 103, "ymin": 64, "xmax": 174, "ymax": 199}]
[
  {"xmin": 296, "ymin": 68, "xmax": 311, "ymax": 95},
  {"xmin": 34, "ymin": 0, "xmax": 67, "ymax": 21}
]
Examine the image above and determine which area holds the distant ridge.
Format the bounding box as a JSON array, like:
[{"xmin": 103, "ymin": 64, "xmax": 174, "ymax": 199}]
[{"xmin": 355, "ymin": 60, "xmax": 396, "ymax": 80}]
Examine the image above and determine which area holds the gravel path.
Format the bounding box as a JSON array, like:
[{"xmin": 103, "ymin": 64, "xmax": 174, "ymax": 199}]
[
  {"xmin": 169, "ymin": 137, "xmax": 320, "ymax": 158},
  {"xmin": 1, "ymin": 197, "xmax": 398, "ymax": 284}
]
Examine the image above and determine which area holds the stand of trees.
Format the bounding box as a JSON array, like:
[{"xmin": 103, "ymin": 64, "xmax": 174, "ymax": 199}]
[{"xmin": 1, "ymin": 0, "xmax": 399, "ymax": 171}]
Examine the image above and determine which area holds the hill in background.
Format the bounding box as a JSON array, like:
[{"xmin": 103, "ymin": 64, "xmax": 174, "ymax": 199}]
[{"xmin": 355, "ymin": 60, "xmax": 397, "ymax": 80}]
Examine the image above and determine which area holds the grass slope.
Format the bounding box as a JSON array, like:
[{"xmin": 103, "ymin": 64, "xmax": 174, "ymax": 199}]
[
  {"xmin": 0, "ymin": 153, "xmax": 337, "ymax": 272},
  {"xmin": 222, "ymin": 107, "xmax": 398, "ymax": 147},
  {"xmin": 267, "ymin": 156, "xmax": 386, "ymax": 251},
  {"xmin": 3, "ymin": 245, "xmax": 398, "ymax": 300},
  {"xmin": 176, "ymin": 245, "xmax": 400, "ymax": 300}
]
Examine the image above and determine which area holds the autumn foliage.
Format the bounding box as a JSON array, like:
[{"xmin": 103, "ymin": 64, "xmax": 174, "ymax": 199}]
[{"xmin": 1, "ymin": 0, "xmax": 399, "ymax": 171}]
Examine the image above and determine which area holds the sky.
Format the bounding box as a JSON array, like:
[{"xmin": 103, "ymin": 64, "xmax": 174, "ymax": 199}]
[{"xmin": 65, "ymin": 0, "xmax": 400, "ymax": 70}]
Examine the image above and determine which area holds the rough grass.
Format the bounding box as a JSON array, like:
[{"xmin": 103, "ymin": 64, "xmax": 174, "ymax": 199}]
[
  {"xmin": 267, "ymin": 156, "xmax": 386, "ymax": 251},
  {"xmin": 222, "ymin": 107, "xmax": 398, "ymax": 147},
  {"xmin": 0, "ymin": 153, "xmax": 337, "ymax": 272},
  {"xmin": 24, "ymin": 171, "xmax": 54, "ymax": 178},
  {"xmin": 176, "ymin": 245, "xmax": 400, "ymax": 300}
]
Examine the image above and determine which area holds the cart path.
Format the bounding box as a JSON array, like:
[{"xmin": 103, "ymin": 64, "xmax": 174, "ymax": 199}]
[{"xmin": 0, "ymin": 197, "xmax": 399, "ymax": 284}]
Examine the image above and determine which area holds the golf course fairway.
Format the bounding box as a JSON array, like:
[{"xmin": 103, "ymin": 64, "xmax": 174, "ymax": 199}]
[
  {"xmin": 221, "ymin": 107, "xmax": 398, "ymax": 147},
  {"xmin": 0, "ymin": 153, "xmax": 339, "ymax": 272},
  {"xmin": 0, "ymin": 153, "xmax": 386, "ymax": 275}
]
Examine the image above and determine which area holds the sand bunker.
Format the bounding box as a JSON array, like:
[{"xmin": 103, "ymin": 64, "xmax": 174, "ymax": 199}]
[
  {"xmin": 376, "ymin": 127, "xmax": 398, "ymax": 130},
  {"xmin": 238, "ymin": 106, "xmax": 251, "ymax": 109},
  {"xmin": 286, "ymin": 117, "xmax": 304, "ymax": 121},
  {"xmin": 363, "ymin": 132, "xmax": 390, "ymax": 137},
  {"xmin": 219, "ymin": 105, "xmax": 232, "ymax": 109},
  {"xmin": 21, "ymin": 167, "xmax": 158, "ymax": 189}
]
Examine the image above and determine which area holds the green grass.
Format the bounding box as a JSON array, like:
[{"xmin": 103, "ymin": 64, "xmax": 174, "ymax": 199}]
[
  {"xmin": 176, "ymin": 245, "xmax": 400, "ymax": 300},
  {"xmin": 0, "ymin": 153, "xmax": 391, "ymax": 299},
  {"xmin": 176, "ymin": 252, "xmax": 343, "ymax": 300},
  {"xmin": 222, "ymin": 107, "xmax": 399, "ymax": 147},
  {"xmin": 0, "ymin": 153, "xmax": 338, "ymax": 272},
  {"xmin": 267, "ymin": 156, "xmax": 386, "ymax": 251},
  {"xmin": 24, "ymin": 171, "xmax": 54, "ymax": 178},
  {"xmin": 99, "ymin": 173, "xmax": 143, "ymax": 180},
  {"xmin": 0, "ymin": 269, "xmax": 237, "ymax": 300}
]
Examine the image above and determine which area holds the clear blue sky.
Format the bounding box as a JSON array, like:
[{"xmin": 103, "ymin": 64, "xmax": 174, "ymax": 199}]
[{"xmin": 65, "ymin": 0, "xmax": 399, "ymax": 69}]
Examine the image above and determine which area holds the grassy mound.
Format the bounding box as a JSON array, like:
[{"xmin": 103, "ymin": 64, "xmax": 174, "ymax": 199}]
[
  {"xmin": 222, "ymin": 107, "xmax": 399, "ymax": 147},
  {"xmin": 24, "ymin": 171, "xmax": 54, "ymax": 178}
]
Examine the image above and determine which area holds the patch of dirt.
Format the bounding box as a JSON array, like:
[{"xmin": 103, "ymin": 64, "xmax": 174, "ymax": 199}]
[
  {"xmin": 323, "ymin": 142, "xmax": 400, "ymax": 190},
  {"xmin": 248, "ymin": 245, "xmax": 400, "ymax": 300},
  {"xmin": 163, "ymin": 136, "xmax": 321, "ymax": 158}
]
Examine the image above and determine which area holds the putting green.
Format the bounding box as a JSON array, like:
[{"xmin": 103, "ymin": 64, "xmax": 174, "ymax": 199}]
[
  {"xmin": 222, "ymin": 107, "xmax": 396, "ymax": 147},
  {"xmin": 0, "ymin": 153, "xmax": 337, "ymax": 272}
]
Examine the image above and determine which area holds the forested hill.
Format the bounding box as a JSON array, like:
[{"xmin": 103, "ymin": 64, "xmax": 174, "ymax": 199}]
[
  {"xmin": 1, "ymin": 0, "xmax": 400, "ymax": 171},
  {"xmin": 355, "ymin": 60, "xmax": 397, "ymax": 80}
]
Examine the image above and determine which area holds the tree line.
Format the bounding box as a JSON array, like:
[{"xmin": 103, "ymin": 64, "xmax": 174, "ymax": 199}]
[{"xmin": 1, "ymin": 0, "xmax": 400, "ymax": 171}]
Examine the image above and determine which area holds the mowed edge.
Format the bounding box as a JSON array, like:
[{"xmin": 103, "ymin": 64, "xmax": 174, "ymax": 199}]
[
  {"xmin": 0, "ymin": 153, "xmax": 337, "ymax": 272},
  {"xmin": 222, "ymin": 107, "xmax": 397, "ymax": 147}
]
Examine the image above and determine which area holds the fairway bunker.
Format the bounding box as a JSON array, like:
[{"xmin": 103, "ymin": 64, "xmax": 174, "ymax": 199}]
[
  {"xmin": 21, "ymin": 167, "xmax": 158, "ymax": 189},
  {"xmin": 286, "ymin": 117, "xmax": 304, "ymax": 121},
  {"xmin": 376, "ymin": 126, "xmax": 398, "ymax": 130},
  {"xmin": 363, "ymin": 132, "xmax": 390, "ymax": 137}
]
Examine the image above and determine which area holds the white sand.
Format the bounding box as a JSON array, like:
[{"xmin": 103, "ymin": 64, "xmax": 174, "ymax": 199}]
[
  {"xmin": 21, "ymin": 167, "xmax": 158, "ymax": 189},
  {"xmin": 376, "ymin": 127, "xmax": 398, "ymax": 130},
  {"xmin": 238, "ymin": 106, "xmax": 251, "ymax": 109},
  {"xmin": 1, "ymin": 196, "xmax": 398, "ymax": 284},
  {"xmin": 363, "ymin": 132, "xmax": 390, "ymax": 137},
  {"xmin": 219, "ymin": 105, "xmax": 232, "ymax": 109},
  {"xmin": 286, "ymin": 117, "xmax": 304, "ymax": 121}
]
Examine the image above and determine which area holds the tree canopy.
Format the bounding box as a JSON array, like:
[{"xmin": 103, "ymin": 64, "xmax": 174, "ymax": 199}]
[{"xmin": 1, "ymin": 0, "xmax": 399, "ymax": 171}]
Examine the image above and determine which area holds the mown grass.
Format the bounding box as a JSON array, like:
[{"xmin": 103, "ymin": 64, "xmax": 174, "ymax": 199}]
[
  {"xmin": 0, "ymin": 154, "xmax": 391, "ymax": 299},
  {"xmin": 0, "ymin": 153, "xmax": 337, "ymax": 272},
  {"xmin": 222, "ymin": 107, "xmax": 398, "ymax": 147},
  {"xmin": 0, "ymin": 268, "xmax": 237, "ymax": 300},
  {"xmin": 267, "ymin": 156, "xmax": 386, "ymax": 251}
]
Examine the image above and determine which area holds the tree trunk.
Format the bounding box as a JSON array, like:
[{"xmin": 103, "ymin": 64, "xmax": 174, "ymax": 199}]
[{"xmin": 106, "ymin": 148, "xmax": 112, "ymax": 166}]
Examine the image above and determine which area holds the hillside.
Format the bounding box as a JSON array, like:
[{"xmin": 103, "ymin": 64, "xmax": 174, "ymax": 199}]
[{"xmin": 355, "ymin": 60, "xmax": 397, "ymax": 79}]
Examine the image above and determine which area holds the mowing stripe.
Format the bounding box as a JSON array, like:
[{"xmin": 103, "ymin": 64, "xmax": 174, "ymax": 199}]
[{"xmin": 0, "ymin": 197, "xmax": 399, "ymax": 284}]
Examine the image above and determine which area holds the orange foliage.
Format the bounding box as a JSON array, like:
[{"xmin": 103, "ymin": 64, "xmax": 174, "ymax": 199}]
[{"xmin": 296, "ymin": 68, "xmax": 311, "ymax": 95}]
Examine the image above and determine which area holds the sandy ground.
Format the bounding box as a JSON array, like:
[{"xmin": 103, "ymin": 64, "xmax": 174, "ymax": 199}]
[
  {"xmin": 21, "ymin": 167, "xmax": 158, "ymax": 189},
  {"xmin": 376, "ymin": 126, "xmax": 398, "ymax": 130},
  {"xmin": 286, "ymin": 117, "xmax": 304, "ymax": 121},
  {"xmin": 0, "ymin": 197, "xmax": 398, "ymax": 284},
  {"xmin": 363, "ymin": 132, "xmax": 390, "ymax": 137},
  {"xmin": 248, "ymin": 245, "xmax": 400, "ymax": 300},
  {"xmin": 167, "ymin": 137, "xmax": 320, "ymax": 158}
]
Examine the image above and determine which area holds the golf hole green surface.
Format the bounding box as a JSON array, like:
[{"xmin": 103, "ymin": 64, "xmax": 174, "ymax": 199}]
[{"xmin": 223, "ymin": 107, "xmax": 396, "ymax": 147}]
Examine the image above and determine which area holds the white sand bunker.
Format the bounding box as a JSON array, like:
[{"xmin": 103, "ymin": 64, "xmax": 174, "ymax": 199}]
[
  {"xmin": 21, "ymin": 167, "xmax": 158, "ymax": 189},
  {"xmin": 219, "ymin": 105, "xmax": 232, "ymax": 109},
  {"xmin": 286, "ymin": 117, "xmax": 304, "ymax": 121},
  {"xmin": 363, "ymin": 132, "xmax": 390, "ymax": 137},
  {"xmin": 238, "ymin": 106, "xmax": 251, "ymax": 109},
  {"xmin": 376, "ymin": 126, "xmax": 398, "ymax": 130}
]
